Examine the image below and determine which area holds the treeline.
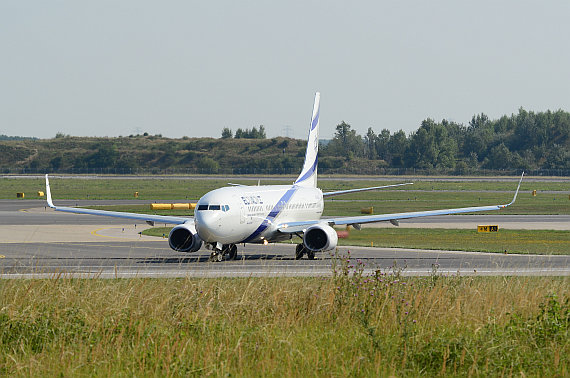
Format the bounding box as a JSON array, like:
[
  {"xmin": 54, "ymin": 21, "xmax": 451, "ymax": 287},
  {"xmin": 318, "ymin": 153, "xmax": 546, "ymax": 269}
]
[
  {"xmin": 0, "ymin": 135, "xmax": 307, "ymax": 175},
  {"xmin": 0, "ymin": 135, "xmax": 37, "ymax": 141},
  {"xmin": 321, "ymin": 108, "xmax": 569, "ymax": 173},
  {"xmin": 0, "ymin": 108, "xmax": 568, "ymax": 175},
  {"xmin": 221, "ymin": 125, "xmax": 266, "ymax": 139}
]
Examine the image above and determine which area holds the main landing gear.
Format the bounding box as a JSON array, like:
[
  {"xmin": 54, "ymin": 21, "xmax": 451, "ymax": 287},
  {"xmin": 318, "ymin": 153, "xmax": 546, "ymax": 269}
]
[
  {"xmin": 295, "ymin": 244, "xmax": 315, "ymax": 260},
  {"xmin": 208, "ymin": 244, "xmax": 238, "ymax": 262}
]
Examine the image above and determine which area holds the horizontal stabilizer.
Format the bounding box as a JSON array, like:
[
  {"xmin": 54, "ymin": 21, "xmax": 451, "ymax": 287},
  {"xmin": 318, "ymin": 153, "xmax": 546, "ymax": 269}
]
[{"xmin": 323, "ymin": 182, "xmax": 412, "ymax": 197}]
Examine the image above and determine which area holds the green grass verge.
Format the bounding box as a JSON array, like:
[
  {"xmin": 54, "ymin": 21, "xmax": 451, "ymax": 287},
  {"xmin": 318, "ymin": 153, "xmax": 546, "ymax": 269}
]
[
  {"xmin": 142, "ymin": 227, "xmax": 570, "ymax": 255},
  {"xmin": 80, "ymin": 189, "xmax": 568, "ymax": 217},
  {"xmin": 0, "ymin": 276, "xmax": 567, "ymax": 376},
  {"xmin": 82, "ymin": 189, "xmax": 569, "ymax": 216},
  {"xmin": 2, "ymin": 176, "xmax": 569, "ymax": 209},
  {"xmin": 340, "ymin": 228, "xmax": 570, "ymax": 255},
  {"xmin": 3, "ymin": 176, "xmax": 568, "ymax": 214},
  {"xmin": 323, "ymin": 191, "xmax": 569, "ymax": 215}
]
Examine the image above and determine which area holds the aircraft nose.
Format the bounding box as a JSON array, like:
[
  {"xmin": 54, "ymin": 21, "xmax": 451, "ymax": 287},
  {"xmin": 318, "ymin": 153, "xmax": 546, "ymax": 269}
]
[{"xmin": 195, "ymin": 209, "xmax": 221, "ymax": 242}]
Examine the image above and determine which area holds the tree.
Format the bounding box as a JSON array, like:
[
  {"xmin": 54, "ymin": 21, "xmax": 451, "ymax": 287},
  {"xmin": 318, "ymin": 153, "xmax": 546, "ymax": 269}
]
[
  {"xmin": 234, "ymin": 126, "xmax": 266, "ymax": 139},
  {"xmin": 364, "ymin": 127, "xmax": 377, "ymax": 160},
  {"xmin": 221, "ymin": 128, "xmax": 233, "ymax": 139},
  {"xmin": 484, "ymin": 143, "xmax": 513, "ymax": 169},
  {"xmin": 258, "ymin": 125, "xmax": 267, "ymax": 139},
  {"xmin": 327, "ymin": 121, "xmax": 364, "ymax": 159},
  {"xmin": 85, "ymin": 142, "xmax": 119, "ymax": 168},
  {"xmin": 405, "ymin": 119, "xmax": 457, "ymax": 169},
  {"xmin": 199, "ymin": 157, "xmax": 220, "ymax": 173},
  {"xmin": 375, "ymin": 129, "xmax": 391, "ymax": 162},
  {"xmin": 388, "ymin": 130, "xmax": 408, "ymax": 167}
]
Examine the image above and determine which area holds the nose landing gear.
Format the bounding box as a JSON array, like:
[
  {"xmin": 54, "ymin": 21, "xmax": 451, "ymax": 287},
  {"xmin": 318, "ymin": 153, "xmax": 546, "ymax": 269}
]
[{"xmin": 208, "ymin": 244, "xmax": 238, "ymax": 262}]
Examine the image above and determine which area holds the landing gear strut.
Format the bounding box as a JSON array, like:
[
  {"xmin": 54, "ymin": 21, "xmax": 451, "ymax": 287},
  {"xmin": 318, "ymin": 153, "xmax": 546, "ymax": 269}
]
[
  {"xmin": 295, "ymin": 244, "xmax": 315, "ymax": 260},
  {"xmin": 208, "ymin": 244, "xmax": 238, "ymax": 262}
]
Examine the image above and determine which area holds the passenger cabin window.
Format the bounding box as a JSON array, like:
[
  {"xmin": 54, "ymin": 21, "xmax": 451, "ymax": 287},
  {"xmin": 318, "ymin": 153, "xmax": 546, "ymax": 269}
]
[{"xmin": 197, "ymin": 204, "xmax": 208, "ymax": 211}]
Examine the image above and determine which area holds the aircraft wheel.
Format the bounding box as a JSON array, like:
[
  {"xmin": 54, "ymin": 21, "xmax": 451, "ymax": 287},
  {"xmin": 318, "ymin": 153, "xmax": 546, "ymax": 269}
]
[
  {"xmin": 295, "ymin": 244, "xmax": 305, "ymax": 260},
  {"xmin": 228, "ymin": 244, "xmax": 238, "ymax": 260},
  {"xmin": 216, "ymin": 252, "xmax": 224, "ymax": 262},
  {"xmin": 307, "ymin": 250, "xmax": 315, "ymax": 260}
]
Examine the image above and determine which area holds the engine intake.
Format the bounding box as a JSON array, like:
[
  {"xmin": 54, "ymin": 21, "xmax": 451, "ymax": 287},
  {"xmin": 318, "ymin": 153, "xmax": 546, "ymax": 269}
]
[
  {"xmin": 303, "ymin": 224, "xmax": 338, "ymax": 252},
  {"xmin": 168, "ymin": 223, "xmax": 202, "ymax": 252}
]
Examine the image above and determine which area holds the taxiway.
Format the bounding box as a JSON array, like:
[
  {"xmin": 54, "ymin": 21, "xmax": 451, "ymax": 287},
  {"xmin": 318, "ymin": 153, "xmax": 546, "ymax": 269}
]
[{"xmin": 1, "ymin": 200, "xmax": 568, "ymax": 278}]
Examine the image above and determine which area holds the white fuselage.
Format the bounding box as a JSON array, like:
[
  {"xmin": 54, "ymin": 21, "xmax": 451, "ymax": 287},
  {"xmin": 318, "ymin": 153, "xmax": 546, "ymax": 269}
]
[{"xmin": 194, "ymin": 185, "xmax": 324, "ymax": 244}]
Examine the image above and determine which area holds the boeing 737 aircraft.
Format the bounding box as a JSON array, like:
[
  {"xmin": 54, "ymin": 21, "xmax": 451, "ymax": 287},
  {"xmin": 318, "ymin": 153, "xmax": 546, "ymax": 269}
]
[{"xmin": 45, "ymin": 92, "xmax": 523, "ymax": 261}]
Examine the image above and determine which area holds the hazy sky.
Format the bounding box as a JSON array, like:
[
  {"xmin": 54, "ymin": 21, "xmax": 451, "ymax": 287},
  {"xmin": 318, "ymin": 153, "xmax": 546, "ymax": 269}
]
[{"xmin": 1, "ymin": 1, "xmax": 569, "ymax": 140}]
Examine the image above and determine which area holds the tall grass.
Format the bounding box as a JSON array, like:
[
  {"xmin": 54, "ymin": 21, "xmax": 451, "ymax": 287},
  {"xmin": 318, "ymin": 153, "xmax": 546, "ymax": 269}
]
[{"xmin": 0, "ymin": 266, "xmax": 568, "ymax": 376}]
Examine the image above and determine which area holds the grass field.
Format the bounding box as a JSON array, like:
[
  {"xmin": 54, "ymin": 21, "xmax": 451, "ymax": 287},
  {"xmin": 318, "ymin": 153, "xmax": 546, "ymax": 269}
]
[
  {"xmin": 142, "ymin": 227, "xmax": 570, "ymax": 255},
  {"xmin": 0, "ymin": 272, "xmax": 567, "ymax": 376},
  {"xmin": 80, "ymin": 186, "xmax": 570, "ymax": 216},
  {"xmin": 2, "ymin": 176, "xmax": 568, "ymax": 375},
  {"xmin": 3, "ymin": 176, "xmax": 568, "ymax": 214}
]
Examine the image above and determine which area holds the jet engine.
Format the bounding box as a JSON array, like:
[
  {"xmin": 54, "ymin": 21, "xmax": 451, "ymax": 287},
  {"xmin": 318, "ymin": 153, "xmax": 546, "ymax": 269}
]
[
  {"xmin": 168, "ymin": 223, "xmax": 203, "ymax": 252},
  {"xmin": 303, "ymin": 224, "xmax": 338, "ymax": 252}
]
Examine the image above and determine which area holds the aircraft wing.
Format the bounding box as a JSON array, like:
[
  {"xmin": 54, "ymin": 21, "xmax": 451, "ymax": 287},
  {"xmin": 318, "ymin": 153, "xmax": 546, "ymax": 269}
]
[
  {"xmin": 279, "ymin": 173, "xmax": 524, "ymax": 233},
  {"xmin": 45, "ymin": 175, "xmax": 191, "ymax": 225}
]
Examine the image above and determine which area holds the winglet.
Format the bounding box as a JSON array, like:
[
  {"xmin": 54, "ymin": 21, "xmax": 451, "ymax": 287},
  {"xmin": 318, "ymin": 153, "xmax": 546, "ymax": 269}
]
[
  {"xmin": 500, "ymin": 172, "xmax": 524, "ymax": 208},
  {"xmin": 45, "ymin": 174, "xmax": 55, "ymax": 208}
]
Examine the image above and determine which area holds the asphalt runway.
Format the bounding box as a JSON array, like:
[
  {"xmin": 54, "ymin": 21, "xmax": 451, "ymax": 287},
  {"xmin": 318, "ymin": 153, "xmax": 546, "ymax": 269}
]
[
  {"xmin": 1, "ymin": 241, "xmax": 568, "ymax": 278},
  {"xmin": 0, "ymin": 200, "xmax": 568, "ymax": 278}
]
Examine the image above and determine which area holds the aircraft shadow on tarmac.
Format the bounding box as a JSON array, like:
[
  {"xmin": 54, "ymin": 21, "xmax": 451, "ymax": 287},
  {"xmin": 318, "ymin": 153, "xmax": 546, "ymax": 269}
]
[
  {"xmin": 137, "ymin": 253, "xmax": 292, "ymax": 264},
  {"xmin": 134, "ymin": 254, "xmax": 456, "ymax": 265}
]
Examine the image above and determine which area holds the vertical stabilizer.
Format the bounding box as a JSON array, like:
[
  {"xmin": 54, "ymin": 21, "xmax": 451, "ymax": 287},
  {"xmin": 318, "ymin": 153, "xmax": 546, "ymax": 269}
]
[
  {"xmin": 45, "ymin": 174, "xmax": 55, "ymax": 208},
  {"xmin": 294, "ymin": 92, "xmax": 320, "ymax": 187}
]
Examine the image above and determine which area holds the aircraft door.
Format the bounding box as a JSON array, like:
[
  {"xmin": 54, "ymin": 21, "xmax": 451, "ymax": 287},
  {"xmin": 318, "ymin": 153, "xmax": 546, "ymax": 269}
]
[{"xmin": 239, "ymin": 198, "xmax": 245, "ymax": 224}]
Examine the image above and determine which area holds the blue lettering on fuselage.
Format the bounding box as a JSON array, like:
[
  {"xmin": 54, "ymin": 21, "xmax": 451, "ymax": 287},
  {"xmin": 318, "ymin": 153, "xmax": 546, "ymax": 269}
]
[{"xmin": 241, "ymin": 195, "xmax": 263, "ymax": 205}]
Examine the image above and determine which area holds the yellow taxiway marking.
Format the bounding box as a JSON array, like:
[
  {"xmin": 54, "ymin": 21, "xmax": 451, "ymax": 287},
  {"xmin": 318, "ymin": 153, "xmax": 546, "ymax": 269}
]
[
  {"xmin": 91, "ymin": 227, "xmax": 115, "ymax": 238},
  {"xmin": 0, "ymin": 255, "xmax": 5, "ymax": 259}
]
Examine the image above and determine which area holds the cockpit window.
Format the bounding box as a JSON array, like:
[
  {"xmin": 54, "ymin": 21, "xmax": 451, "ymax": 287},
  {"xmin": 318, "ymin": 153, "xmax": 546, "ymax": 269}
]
[{"xmin": 198, "ymin": 204, "xmax": 228, "ymax": 211}]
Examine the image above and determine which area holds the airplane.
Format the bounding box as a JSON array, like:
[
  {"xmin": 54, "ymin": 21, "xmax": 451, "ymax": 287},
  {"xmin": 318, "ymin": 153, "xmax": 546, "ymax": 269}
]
[{"xmin": 45, "ymin": 92, "xmax": 524, "ymax": 262}]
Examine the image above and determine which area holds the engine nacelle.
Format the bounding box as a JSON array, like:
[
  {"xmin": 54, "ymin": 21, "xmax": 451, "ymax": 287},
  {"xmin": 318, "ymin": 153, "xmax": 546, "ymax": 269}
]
[
  {"xmin": 168, "ymin": 223, "xmax": 203, "ymax": 252},
  {"xmin": 303, "ymin": 224, "xmax": 338, "ymax": 252}
]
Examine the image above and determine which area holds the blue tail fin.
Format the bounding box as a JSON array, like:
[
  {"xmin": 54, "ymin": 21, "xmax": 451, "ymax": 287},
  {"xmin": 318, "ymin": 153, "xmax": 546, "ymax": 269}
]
[{"xmin": 294, "ymin": 92, "xmax": 320, "ymax": 187}]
